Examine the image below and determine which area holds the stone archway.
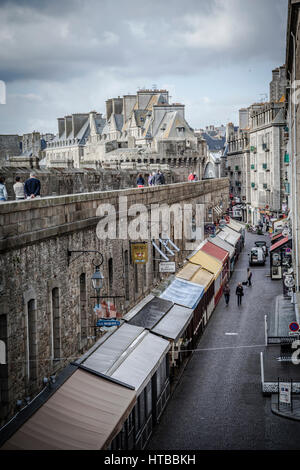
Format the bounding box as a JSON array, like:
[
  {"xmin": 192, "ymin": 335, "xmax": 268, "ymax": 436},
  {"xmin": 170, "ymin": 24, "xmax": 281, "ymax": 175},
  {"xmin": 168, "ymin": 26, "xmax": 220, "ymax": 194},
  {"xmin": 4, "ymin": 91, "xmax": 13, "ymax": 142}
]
[{"xmin": 203, "ymin": 161, "xmax": 216, "ymax": 179}]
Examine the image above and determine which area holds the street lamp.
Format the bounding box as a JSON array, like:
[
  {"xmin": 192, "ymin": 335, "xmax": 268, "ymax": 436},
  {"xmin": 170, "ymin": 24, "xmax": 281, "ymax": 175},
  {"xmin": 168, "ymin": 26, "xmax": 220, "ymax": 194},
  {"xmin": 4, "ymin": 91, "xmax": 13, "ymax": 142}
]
[
  {"xmin": 91, "ymin": 266, "xmax": 104, "ymax": 306},
  {"xmin": 91, "ymin": 266, "xmax": 104, "ymax": 291}
]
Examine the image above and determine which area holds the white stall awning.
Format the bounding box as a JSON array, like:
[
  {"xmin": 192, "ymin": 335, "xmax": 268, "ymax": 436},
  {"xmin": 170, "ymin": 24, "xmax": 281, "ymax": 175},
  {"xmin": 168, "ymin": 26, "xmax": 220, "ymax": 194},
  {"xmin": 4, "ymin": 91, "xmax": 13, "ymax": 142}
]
[
  {"xmin": 111, "ymin": 332, "xmax": 170, "ymax": 395},
  {"xmin": 152, "ymin": 304, "xmax": 194, "ymax": 343},
  {"xmin": 160, "ymin": 278, "xmax": 204, "ymax": 309},
  {"xmin": 83, "ymin": 323, "xmax": 144, "ymax": 375}
]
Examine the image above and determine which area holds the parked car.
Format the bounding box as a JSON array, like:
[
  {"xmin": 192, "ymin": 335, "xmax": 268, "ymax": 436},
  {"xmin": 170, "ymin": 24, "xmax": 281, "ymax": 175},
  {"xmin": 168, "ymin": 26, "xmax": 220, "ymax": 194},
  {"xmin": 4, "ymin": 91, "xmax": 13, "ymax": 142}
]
[
  {"xmin": 249, "ymin": 247, "xmax": 266, "ymax": 266},
  {"xmin": 254, "ymin": 240, "xmax": 268, "ymax": 257}
]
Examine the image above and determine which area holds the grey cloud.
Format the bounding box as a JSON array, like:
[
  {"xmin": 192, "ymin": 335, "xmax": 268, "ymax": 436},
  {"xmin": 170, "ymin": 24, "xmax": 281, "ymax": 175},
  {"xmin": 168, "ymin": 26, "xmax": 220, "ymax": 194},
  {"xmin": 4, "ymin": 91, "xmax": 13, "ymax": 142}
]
[{"xmin": 0, "ymin": 0, "xmax": 287, "ymax": 83}]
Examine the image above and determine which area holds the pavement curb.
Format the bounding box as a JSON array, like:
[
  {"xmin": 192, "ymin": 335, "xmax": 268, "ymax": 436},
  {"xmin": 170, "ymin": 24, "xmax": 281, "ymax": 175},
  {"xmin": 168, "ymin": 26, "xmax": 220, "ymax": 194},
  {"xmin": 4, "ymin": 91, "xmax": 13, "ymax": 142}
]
[{"xmin": 271, "ymin": 393, "xmax": 300, "ymax": 422}]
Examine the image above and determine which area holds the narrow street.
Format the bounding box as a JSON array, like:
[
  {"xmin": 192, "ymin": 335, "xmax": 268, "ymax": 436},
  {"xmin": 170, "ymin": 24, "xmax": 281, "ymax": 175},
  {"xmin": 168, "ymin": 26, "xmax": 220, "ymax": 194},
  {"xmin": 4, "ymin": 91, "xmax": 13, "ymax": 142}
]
[{"xmin": 148, "ymin": 232, "xmax": 300, "ymax": 450}]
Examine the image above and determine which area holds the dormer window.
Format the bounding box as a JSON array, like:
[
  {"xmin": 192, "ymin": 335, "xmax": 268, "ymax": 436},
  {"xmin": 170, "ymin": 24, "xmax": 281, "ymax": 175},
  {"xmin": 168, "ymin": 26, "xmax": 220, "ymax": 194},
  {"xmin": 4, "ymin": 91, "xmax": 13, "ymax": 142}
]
[{"xmin": 176, "ymin": 126, "xmax": 185, "ymax": 132}]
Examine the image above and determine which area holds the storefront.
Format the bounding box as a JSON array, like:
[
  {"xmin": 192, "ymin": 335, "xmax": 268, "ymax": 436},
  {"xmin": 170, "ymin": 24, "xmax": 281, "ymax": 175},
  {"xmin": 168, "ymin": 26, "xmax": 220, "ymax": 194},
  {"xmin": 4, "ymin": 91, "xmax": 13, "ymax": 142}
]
[
  {"xmin": 1, "ymin": 368, "xmax": 136, "ymax": 450},
  {"xmin": 199, "ymin": 240, "xmax": 229, "ymax": 285},
  {"xmin": 188, "ymin": 250, "xmax": 223, "ymax": 306},
  {"xmin": 159, "ymin": 277, "xmax": 205, "ymax": 348},
  {"xmin": 208, "ymin": 235, "xmax": 235, "ymax": 275},
  {"xmin": 82, "ymin": 323, "xmax": 170, "ymax": 450},
  {"xmin": 270, "ymin": 237, "xmax": 293, "ymax": 280},
  {"xmin": 217, "ymin": 225, "xmax": 242, "ymax": 262},
  {"xmin": 176, "ymin": 262, "xmax": 215, "ymax": 331},
  {"xmin": 123, "ymin": 296, "xmax": 194, "ymax": 378}
]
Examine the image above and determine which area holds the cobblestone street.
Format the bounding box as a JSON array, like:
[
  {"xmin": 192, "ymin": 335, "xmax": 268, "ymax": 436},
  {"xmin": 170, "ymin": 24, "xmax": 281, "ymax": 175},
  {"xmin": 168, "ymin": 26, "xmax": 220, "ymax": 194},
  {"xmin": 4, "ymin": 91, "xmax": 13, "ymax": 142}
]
[{"xmin": 148, "ymin": 232, "xmax": 300, "ymax": 450}]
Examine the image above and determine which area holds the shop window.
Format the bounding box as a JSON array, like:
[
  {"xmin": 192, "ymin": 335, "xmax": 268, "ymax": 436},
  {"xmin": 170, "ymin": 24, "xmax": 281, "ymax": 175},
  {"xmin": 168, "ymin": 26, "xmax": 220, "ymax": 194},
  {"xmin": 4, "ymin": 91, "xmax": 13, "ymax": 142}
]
[
  {"xmin": 124, "ymin": 250, "xmax": 129, "ymax": 301},
  {"xmin": 134, "ymin": 264, "xmax": 139, "ymax": 295},
  {"xmin": 80, "ymin": 273, "xmax": 87, "ymax": 340},
  {"xmin": 52, "ymin": 288, "xmax": 61, "ymax": 360},
  {"xmin": 27, "ymin": 299, "xmax": 37, "ymax": 383},
  {"xmin": 108, "ymin": 258, "xmax": 113, "ymax": 291}
]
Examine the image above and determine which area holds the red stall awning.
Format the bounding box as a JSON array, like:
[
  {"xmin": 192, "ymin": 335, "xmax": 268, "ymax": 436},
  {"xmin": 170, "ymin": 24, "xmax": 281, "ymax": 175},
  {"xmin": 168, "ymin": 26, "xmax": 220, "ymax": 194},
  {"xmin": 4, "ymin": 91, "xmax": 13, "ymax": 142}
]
[
  {"xmin": 270, "ymin": 237, "xmax": 289, "ymax": 252},
  {"xmin": 200, "ymin": 241, "xmax": 229, "ymax": 265}
]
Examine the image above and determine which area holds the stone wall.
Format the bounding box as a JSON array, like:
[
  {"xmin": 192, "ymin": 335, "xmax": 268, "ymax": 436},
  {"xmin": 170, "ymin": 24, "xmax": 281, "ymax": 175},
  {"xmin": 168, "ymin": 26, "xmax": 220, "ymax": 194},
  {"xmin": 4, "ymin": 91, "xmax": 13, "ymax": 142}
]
[
  {"xmin": 0, "ymin": 136, "xmax": 22, "ymax": 165},
  {"xmin": 0, "ymin": 166, "xmax": 197, "ymax": 201},
  {"xmin": 0, "ymin": 178, "xmax": 229, "ymax": 427}
]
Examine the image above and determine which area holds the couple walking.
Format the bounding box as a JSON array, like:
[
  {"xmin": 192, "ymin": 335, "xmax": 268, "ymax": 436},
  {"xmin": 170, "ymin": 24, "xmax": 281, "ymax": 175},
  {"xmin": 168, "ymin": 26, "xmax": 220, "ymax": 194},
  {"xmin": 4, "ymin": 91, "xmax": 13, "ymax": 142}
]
[{"xmin": 223, "ymin": 269, "xmax": 252, "ymax": 307}]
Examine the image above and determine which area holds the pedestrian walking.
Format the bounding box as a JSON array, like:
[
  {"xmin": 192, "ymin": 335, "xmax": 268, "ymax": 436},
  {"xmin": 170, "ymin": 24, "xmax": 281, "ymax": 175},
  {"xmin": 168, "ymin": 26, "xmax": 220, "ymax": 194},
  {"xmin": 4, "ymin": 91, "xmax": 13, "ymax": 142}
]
[
  {"xmin": 148, "ymin": 172, "xmax": 155, "ymax": 186},
  {"xmin": 236, "ymin": 283, "xmax": 244, "ymax": 306},
  {"xmin": 247, "ymin": 268, "xmax": 252, "ymax": 287},
  {"xmin": 24, "ymin": 172, "xmax": 41, "ymax": 199},
  {"xmin": 223, "ymin": 283, "xmax": 230, "ymax": 306},
  {"xmin": 136, "ymin": 173, "xmax": 145, "ymax": 188},
  {"xmin": 0, "ymin": 176, "xmax": 8, "ymax": 202},
  {"xmin": 13, "ymin": 176, "xmax": 25, "ymax": 200},
  {"xmin": 154, "ymin": 170, "xmax": 163, "ymax": 185},
  {"xmin": 188, "ymin": 173, "xmax": 194, "ymax": 182}
]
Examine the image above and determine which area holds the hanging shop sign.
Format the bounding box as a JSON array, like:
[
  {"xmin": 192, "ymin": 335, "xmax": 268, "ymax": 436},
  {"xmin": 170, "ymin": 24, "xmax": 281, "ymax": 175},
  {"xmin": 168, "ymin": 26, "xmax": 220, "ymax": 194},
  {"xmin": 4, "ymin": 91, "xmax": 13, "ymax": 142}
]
[
  {"xmin": 96, "ymin": 318, "xmax": 121, "ymax": 328},
  {"xmin": 131, "ymin": 242, "xmax": 148, "ymax": 264},
  {"xmin": 159, "ymin": 262, "xmax": 176, "ymax": 273}
]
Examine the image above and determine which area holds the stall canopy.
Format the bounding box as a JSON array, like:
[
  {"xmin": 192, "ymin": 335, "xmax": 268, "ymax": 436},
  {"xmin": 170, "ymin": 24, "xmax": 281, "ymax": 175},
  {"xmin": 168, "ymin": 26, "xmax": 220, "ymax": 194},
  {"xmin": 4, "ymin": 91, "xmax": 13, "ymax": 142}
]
[
  {"xmin": 270, "ymin": 237, "xmax": 289, "ymax": 252},
  {"xmin": 200, "ymin": 241, "xmax": 229, "ymax": 265},
  {"xmin": 110, "ymin": 332, "xmax": 170, "ymax": 395},
  {"xmin": 218, "ymin": 226, "xmax": 241, "ymax": 247},
  {"xmin": 227, "ymin": 219, "xmax": 244, "ymax": 233},
  {"xmin": 2, "ymin": 369, "xmax": 136, "ymax": 450},
  {"xmin": 208, "ymin": 236, "xmax": 235, "ymax": 259},
  {"xmin": 84, "ymin": 323, "xmax": 144, "ymax": 375},
  {"xmin": 189, "ymin": 250, "xmax": 223, "ymax": 279},
  {"xmin": 123, "ymin": 294, "xmax": 155, "ymax": 322},
  {"xmin": 125, "ymin": 297, "xmax": 173, "ymax": 330},
  {"xmin": 271, "ymin": 232, "xmax": 284, "ymax": 243},
  {"xmin": 151, "ymin": 304, "xmax": 194, "ymax": 343},
  {"xmin": 177, "ymin": 263, "xmax": 214, "ymax": 292},
  {"xmin": 160, "ymin": 278, "xmax": 204, "ymax": 309},
  {"xmin": 82, "ymin": 323, "xmax": 170, "ymax": 395}
]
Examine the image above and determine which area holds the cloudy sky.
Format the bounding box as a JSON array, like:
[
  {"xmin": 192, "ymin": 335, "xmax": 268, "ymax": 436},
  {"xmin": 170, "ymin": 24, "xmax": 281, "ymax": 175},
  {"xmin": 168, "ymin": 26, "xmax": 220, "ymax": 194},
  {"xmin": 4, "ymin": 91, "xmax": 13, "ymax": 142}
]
[{"xmin": 0, "ymin": 0, "xmax": 288, "ymax": 135}]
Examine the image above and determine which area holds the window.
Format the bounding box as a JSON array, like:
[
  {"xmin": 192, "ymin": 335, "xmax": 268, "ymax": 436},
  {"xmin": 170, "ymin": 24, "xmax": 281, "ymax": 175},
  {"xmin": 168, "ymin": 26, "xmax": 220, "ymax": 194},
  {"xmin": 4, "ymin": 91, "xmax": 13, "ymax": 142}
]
[
  {"xmin": 52, "ymin": 288, "xmax": 61, "ymax": 360},
  {"xmin": 143, "ymin": 265, "xmax": 147, "ymax": 292},
  {"xmin": 124, "ymin": 250, "xmax": 129, "ymax": 301},
  {"xmin": 108, "ymin": 258, "xmax": 113, "ymax": 291},
  {"xmin": 134, "ymin": 264, "xmax": 139, "ymax": 295},
  {"xmin": 80, "ymin": 274, "xmax": 87, "ymax": 340},
  {"xmin": 27, "ymin": 299, "xmax": 37, "ymax": 384}
]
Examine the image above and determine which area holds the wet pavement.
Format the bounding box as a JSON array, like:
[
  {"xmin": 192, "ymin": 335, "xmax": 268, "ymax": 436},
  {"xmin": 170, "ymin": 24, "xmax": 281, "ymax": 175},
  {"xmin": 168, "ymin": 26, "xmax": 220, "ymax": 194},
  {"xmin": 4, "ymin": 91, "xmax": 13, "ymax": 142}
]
[{"xmin": 148, "ymin": 232, "xmax": 300, "ymax": 450}]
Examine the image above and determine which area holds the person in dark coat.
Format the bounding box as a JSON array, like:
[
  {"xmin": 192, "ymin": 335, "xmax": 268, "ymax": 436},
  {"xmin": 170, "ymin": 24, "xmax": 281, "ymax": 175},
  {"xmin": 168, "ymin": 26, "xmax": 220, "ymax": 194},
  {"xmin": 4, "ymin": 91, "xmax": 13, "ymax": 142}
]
[
  {"xmin": 154, "ymin": 170, "xmax": 165, "ymax": 185},
  {"xmin": 223, "ymin": 283, "xmax": 230, "ymax": 306},
  {"xmin": 236, "ymin": 283, "xmax": 244, "ymax": 306},
  {"xmin": 247, "ymin": 268, "xmax": 253, "ymax": 287},
  {"xmin": 24, "ymin": 173, "xmax": 41, "ymax": 199},
  {"xmin": 136, "ymin": 174, "xmax": 145, "ymax": 187}
]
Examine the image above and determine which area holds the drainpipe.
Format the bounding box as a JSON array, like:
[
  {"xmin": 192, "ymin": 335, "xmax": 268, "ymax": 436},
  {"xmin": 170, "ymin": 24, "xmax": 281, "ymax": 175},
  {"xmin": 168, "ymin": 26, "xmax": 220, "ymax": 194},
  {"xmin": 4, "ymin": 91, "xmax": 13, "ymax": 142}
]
[{"xmin": 291, "ymin": 32, "xmax": 300, "ymax": 293}]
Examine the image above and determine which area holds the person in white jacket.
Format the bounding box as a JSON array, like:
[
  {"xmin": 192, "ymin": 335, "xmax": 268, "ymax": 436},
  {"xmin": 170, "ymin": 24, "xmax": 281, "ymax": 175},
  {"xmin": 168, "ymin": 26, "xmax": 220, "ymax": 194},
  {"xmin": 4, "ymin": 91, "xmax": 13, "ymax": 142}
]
[{"xmin": 0, "ymin": 176, "xmax": 8, "ymax": 201}]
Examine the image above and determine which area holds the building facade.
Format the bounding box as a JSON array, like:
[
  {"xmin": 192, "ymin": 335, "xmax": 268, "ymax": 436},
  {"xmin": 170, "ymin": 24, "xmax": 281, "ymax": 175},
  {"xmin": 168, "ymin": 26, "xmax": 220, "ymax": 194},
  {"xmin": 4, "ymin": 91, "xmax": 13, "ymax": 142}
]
[
  {"xmin": 286, "ymin": 0, "xmax": 300, "ymax": 294},
  {"xmin": 248, "ymin": 102, "xmax": 287, "ymax": 224},
  {"xmin": 45, "ymin": 90, "xmax": 209, "ymax": 179}
]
